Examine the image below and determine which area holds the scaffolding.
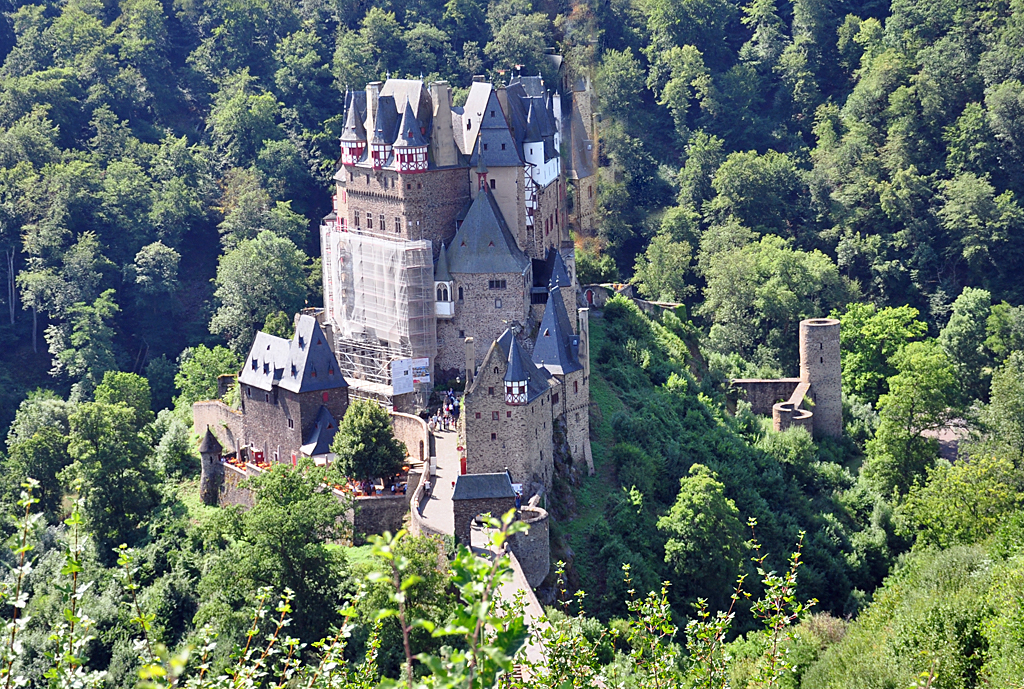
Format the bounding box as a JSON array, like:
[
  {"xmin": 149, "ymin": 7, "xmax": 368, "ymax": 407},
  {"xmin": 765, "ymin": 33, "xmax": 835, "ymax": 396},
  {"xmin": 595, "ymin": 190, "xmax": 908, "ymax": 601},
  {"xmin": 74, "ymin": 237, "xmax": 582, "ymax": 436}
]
[{"xmin": 323, "ymin": 229, "xmax": 436, "ymax": 390}]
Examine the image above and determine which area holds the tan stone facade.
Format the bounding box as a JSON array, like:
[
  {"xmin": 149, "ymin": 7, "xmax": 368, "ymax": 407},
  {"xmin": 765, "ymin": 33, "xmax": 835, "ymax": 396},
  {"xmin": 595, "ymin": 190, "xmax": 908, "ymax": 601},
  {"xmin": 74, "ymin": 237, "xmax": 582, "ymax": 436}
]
[{"xmin": 436, "ymin": 271, "xmax": 531, "ymax": 372}]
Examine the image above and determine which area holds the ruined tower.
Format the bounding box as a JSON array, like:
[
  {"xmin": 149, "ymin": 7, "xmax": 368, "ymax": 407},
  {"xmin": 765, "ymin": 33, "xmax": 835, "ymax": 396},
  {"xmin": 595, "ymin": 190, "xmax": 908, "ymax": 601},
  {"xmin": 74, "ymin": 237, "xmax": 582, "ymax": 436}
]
[{"xmin": 799, "ymin": 318, "xmax": 842, "ymax": 438}]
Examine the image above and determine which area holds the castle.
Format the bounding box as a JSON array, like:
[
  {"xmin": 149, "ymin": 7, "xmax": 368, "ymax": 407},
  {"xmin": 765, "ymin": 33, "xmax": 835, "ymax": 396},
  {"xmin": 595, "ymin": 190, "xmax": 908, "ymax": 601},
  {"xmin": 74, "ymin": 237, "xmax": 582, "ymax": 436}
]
[{"xmin": 318, "ymin": 75, "xmax": 597, "ymax": 498}]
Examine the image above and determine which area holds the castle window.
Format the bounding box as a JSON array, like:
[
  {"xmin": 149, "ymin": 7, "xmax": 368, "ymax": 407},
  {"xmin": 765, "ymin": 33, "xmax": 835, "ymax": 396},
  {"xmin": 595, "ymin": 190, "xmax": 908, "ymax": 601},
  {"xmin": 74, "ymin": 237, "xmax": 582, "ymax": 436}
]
[
  {"xmin": 246, "ymin": 387, "xmax": 251, "ymax": 398},
  {"xmin": 494, "ymin": 298, "xmax": 502, "ymax": 309},
  {"xmin": 288, "ymin": 419, "xmax": 294, "ymax": 429},
  {"xmin": 395, "ymin": 217, "xmax": 401, "ymax": 233},
  {"xmin": 490, "ymin": 110, "xmax": 495, "ymax": 117},
  {"xmin": 252, "ymin": 358, "xmax": 257, "ymax": 370},
  {"xmin": 322, "ymin": 392, "xmax": 329, "ymax": 402},
  {"xmin": 476, "ymin": 412, "xmax": 482, "ymax": 419},
  {"xmin": 467, "ymin": 120, "xmax": 472, "ymax": 129},
  {"xmin": 365, "ymin": 174, "xmax": 370, "ymax": 184},
  {"xmin": 588, "ymin": 186, "xmax": 593, "ymax": 198},
  {"xmin": 501, "ymin": 143, "xmax": 506, "ymax": 150},
  {"xmin": 458, "ymin": 287, "xmax": 464, "ymax": 300},
  {"xmin": 488, "ymin": 279, "xmax": 506, "ymax": 289},
  {"xmin": 354, "ymin": 211, "xmax": 360, "ymax": 227},
  {"xmin": 820, "ymin": 357, "xmax": 823, "ymax": 363},
  {"xmin": 459, "ymin": 330, "xmax": 465, "ymax": 338},
  {"xmin": 407, "ymin": 183, "xmax": 412, "ymax": 190},
  {"xmin": 367, "ymin": 213, "xmax": 373, "ymax": 229},
  {"xmin": 492, "ymin": 411, "xmax": 499, "ymax": 420},
  {"xmin": 494, "ymin": 367, "xmax": 499, "ymax": 374},
  {"xmin": 488, "ymin": 387, "xmax": 494, "ymax": 395},
  {"xmin": 298, "ymin": 336, "xmax": 305, "ymax": 348},
  {"xmin": 265, "ymin": 393, "xmax": 270, "ymax": 402},
  {"xmin": 417, "ymin": 183, "xmax": 422, "ymax": 189},
  {"xmin": 552, "ymin": 393, "xmax": 559, "ymax": 404},
  {"xmin": 489, "ymin": 179, "xmax": 496, "ymax": 190},
  {"xmin": 574, "ymin": 381, "xmax": 578, "ymax": 393},
  {"xmin": 505, "ymin": 380, "xmax": 527, "ymax": 405},
  {"xmin": 483, "ymin": 143, "xmax": 488, "ymax": 151},
  {"xmin": 507, "ymin": 411, "xmax": 511, "ymax": 418},
  {"xmin": 576, "ymin": 412, "xmax": 580, "ymax": 421},
  {"xmin": 491, "ymin": 433, "xmax": 497, "ymax": 440}
]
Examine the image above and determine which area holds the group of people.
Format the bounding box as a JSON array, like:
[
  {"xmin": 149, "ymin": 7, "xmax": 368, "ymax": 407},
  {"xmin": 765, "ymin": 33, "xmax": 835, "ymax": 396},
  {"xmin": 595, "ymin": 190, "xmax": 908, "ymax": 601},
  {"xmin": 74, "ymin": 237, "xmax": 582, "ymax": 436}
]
[{"xmin": 429, "ymin": 390, "xmax": 461, "ymax": 432}]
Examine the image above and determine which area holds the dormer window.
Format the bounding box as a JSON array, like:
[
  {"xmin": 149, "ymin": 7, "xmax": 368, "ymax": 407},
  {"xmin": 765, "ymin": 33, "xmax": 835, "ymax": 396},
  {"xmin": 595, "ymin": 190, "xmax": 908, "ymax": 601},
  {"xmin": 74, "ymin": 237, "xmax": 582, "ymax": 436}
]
[
  {"xmin": 311, "ymin": 368, "xmax": 317, "ymax": 378},
  {"xmin": 263, "ymin": 362, "xmax": 269, "ymax": 374},
  {"xmin": 329, "ymin": 367, "xmax": 335, "ymax": 375},
  {"xmin": 298, "ymin": 336, "xmax": 305, "ymax": 348},
  {"xmin": 291, "ymin": 364, "xmax": 297, "ymax": 376},
  {"xmin": 251, "ymin": 358, "xmax": 257, "ymax": 370}
]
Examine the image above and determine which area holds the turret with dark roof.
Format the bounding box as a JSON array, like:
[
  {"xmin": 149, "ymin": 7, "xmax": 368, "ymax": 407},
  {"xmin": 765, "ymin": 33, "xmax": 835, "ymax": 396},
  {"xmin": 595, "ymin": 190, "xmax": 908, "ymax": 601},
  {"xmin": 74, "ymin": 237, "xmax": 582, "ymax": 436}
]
[
  {"xmin": 435, "ymin": 242, "xmax": 452, "ymax": 282},
  {"xmin": 394, "ymin": 99, "xmax": 428, "ymax": 147},
  {"xmin": 532, "ymin": 286, "xmax": 582, "ymax": 376},
  {"xmin": 198, "ymin": 426, "xmax": 223, "ymax": 455},
  {"xmin": 341, "ymin": 90, "xmax": 367, "ymax": 142}
]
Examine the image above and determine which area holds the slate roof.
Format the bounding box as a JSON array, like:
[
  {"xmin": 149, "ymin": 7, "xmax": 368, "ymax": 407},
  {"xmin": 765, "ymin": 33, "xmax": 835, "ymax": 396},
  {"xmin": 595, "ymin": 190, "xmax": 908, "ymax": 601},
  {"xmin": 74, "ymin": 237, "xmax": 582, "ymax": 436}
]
[
  {"xmin": 340, "ymin": 90, "xmax": 367, "ymax": 142},
  {"xmin": 493, "ymin": 328, "xmax": 550, "ymax": 402},
  {"xmin": 452, "ymin": 471, "xmax": 516, "ymax": 500},
  {"xmin": 532, "ymin": 286, "xmax": 582, "ymax": 376},
  {"xmin": 394, "ymin": 99, "xmax": 428, "ymax": 147},
  {"xmin": 434, "ymin": 242, "xmax": 452, "ymax": 281},
  {"xmin": 547, "ymin": 249, "xmax": 572, "ymax": 290},
  {"xmin": 371, "ymin": 96, "xmax": 400, "ymax": 145},
  {"xmin": 452, "ymin": 82, "xmax": 495, "ymax": 156},
  {"xmin": 198, "ymin": 427, "xmax": 222, "ymax": 454},
  {"xmin": 446, "ymin": 189, "xmax": 530, "ymax": 275},
  {"xmin": 238, "ymin": 315, "xmax": 348, "ymax": 393},
  {"xmin": 565, "ymin": 106, "xmax": 595, "ymax": 180},
  {"xmin": 301, "ymin": 405, "xmax": 338, "ymax": 456}
]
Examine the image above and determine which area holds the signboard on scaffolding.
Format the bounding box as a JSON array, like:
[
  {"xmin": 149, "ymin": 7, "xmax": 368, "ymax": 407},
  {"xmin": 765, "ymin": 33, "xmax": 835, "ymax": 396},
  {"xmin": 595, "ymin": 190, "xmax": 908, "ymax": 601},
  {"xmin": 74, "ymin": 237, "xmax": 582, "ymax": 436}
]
[
  {"xmin": 392, "ymin": 357, "xmax": 431, "ymax": 396},
  {"xmin": 391, "ymin": 359, "xmax": 415, "ymax": 396},
  {"xmin": 411, "ymin": 358, "xmax": 431, "ymax": 385}
]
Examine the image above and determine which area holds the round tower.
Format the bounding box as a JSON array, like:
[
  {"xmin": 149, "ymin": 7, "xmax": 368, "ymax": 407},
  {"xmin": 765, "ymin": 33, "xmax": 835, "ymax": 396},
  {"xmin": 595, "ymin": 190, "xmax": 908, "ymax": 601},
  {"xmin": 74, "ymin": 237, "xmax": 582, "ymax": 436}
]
[
  {"xmin": 198, "ymin": 426, "xmax": 224, "ymax": 506},
  {"xmin": 799, "ymin": 318, "xmax": 842, "ymax": 438}
]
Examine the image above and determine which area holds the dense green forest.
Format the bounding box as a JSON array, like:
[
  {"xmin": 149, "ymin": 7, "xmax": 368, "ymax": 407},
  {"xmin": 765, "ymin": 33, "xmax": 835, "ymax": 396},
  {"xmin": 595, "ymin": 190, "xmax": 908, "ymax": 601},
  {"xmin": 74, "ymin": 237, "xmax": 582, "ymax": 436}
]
[{"xmin": 3, "ymin": 0, "xmax": 1024, "ymax": 684}]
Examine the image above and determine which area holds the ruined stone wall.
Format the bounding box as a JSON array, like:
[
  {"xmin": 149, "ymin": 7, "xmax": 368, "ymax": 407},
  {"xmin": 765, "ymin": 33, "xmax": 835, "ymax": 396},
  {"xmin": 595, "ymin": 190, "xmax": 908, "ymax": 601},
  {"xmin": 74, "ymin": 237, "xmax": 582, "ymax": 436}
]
[
  {"xmin": 533, "ymin": 178, "xmax": 566, "ymax": 260},
  {"xmin": 192, "ymin": 401, "xmax": 244, "ymax": 456},
  {"xmin": 436, "ymin": 271, "xmax": 530, "ymax": 371},
  {"xmin": 731, "ymin": 379, "xmax": 803, "ymax": 416},
  {"xmin": 462, "ymin": 355, "xmax": 554, "ymax": 497},
  {"xmin": 509, "ymin": 506, "xmax": 550, "ymax": 588},
  {"xmin": 219, "ymin": 461, "xmax": 256, "ymax": 509}
]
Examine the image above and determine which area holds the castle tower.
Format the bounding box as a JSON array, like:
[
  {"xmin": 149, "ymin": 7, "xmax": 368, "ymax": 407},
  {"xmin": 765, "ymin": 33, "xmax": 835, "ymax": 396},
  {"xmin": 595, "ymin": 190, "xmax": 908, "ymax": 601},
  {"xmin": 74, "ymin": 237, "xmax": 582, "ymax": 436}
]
[
  {"xmin": 340, "ymin": 91, "xmax": 367, "ymax": 165},
  {"xmin": 394, "ymin": 99, "xmax": 428, "ymax": 173},
  {"xmin": 198, "ymin": 426, "xmax": 223, "ymax": 506},
  {"xmin": 799, "ymin": 318, "xmax": 841, "ymax": 438}
]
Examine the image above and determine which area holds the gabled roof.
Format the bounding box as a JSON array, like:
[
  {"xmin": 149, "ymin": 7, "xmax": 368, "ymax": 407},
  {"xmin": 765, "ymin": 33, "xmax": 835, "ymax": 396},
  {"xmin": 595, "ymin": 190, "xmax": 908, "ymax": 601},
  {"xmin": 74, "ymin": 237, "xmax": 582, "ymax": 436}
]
[
  {"xmin": 238, "ymin": 315, "xmax": 348, "ymax": 393},
  {"xmin": 565, "ymin": 106, "xmax": 595, "ymax": 179},
  {"xmin": 198, "ymin": 426, "xmax": 222, "ymax": 454},
  {"xmin": 301, "ymin": 405, "xmax": 338, "ymax": 457},
  {"xmin": 452, "ymin": 471, "xmax": 515, "ymax": 500},
  {"xmin": 341, "ymin": 90, "xmax": 367, "ymax": 142},
  {"xmin": 394, "ymin": 99, "xmax": 428, "ymax": 147},
  {"xmin": 523, "ymin": 100, "xmax": 543, "ymax": 143},
  {"xmin": 435, "ymin": 242, "xmax": 452, "ymax": 281},
  {"xmin": 532, "ymin": 286, "xmax": 582, "ymax": 376},
  {"xmin": 469, "ymin": 127, "xmax": 523, "ymax": 167},
  {"xmin": 453, "ymin": 82, "xmax": 497, "ymax": 155},
  {"xmin": 447, "ymin": 189, "xmax": 529, "ymax": 275}
]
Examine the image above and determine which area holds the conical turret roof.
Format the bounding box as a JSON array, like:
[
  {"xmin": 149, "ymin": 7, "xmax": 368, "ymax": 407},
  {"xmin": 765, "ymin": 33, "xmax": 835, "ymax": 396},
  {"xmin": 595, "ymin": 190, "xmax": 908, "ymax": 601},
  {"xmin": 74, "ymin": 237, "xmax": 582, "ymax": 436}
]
[
  {"xmin": 435, "ymin": 243, "xmax": 452, "ymax": 281},
  {"xmin": 533, "ymin": 286, "xmax": 582, "ymax": 376},
  {"xmin": 340, "ymin": 91, "xmax": 367, "ymax": 142},
  {"xmin": 476, "ymin": 137, "xmax": 488, "ymax": 174},
  {"xmin": 548, "ymin": 249, "xmax": 572, "ymax": 290},
  {"xmin": 505, "ymin": 337, "xmax": 531, "ymax": 382},
  {"xmin": 198, "ymin": 426, "xmax": 222, "ymax": 454},
  {"xmin": 394, "ymin": 99, "xmax": 427, "ymax": 147}
]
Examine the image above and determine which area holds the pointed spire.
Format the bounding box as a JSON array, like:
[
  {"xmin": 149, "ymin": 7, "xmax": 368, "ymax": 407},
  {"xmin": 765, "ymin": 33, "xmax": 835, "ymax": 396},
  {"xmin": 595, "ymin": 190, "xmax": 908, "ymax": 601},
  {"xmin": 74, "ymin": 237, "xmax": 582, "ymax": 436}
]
[
  {"xmin": 548, "ymin": 249, "xmax": 571, "ymax": 290},
  {"xmin": 435, "ymin": 243, "xmax": 452, "ymax": 282},
  {"xmin": 505, "ymin": 336, "xmax": 530, "ymax": 383},
  {"xmin": 198, "ymin": 426, "xmax": 222, "ymax": 454},
  {"xmin": 341, "ymin": 91, "xmax": 366, "ymax": 142},
  {"xmin": 476, "ymin": 137, "xmax": 488, "ymax": 174},
  {"xmin": 394, "ymin": 98, "xmax": 427, "ymax": 147}
]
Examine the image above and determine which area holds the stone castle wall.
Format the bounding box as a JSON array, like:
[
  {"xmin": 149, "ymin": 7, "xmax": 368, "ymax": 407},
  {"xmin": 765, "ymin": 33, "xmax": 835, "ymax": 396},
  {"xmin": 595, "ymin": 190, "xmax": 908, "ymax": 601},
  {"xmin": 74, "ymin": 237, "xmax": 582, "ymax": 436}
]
[
  {"xmin": 731, "ymin": 379, "xmax": 803, "ymax": 416},
  {"xmin": 437, "ymin": 271, "xmax": 530, "ymax": 372},
  {"xmin": 340, "ymin": 166, "xmax": 469, "ymax": 253},
  {"xmin": 453, "ymin": 495, "xmax": 516, "ymax": 546},
  {"xmin": 462, "ymin": 352, "xmax": 554, "ymax": 497},
  {"xmin": 391, "ymin": 411, "xmax": 430, "ymax": 465},
  {"xmin": 193, "ymin": 401, "xmax": 244, "ymax": 456},
  {"xmin": 509, "ymin": 506, "xmax": 550, "ymax": 588}
]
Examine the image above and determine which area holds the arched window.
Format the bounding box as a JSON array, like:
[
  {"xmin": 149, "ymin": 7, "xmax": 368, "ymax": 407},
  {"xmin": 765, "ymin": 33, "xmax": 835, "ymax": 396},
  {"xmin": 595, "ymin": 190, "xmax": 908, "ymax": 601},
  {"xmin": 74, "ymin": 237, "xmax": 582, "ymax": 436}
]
[{"xmin": 437, "ymin": 286, "xmax": 444, "ymax": 301}]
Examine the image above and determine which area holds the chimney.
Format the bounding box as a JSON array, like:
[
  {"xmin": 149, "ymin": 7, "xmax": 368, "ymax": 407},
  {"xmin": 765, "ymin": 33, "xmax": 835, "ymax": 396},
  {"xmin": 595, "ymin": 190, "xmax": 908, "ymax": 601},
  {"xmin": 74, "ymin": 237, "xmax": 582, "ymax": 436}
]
[
  {"xmin": 495, "ymin": 84, "xmax": 508, "ymax": 125},
  {"xmin": 472, "ymin": 75, "xmax": 486, "ymax": 83},
  {"xmin": 465, "ymin": 337, "xmax": 475, "ymax": 387},
  {"xmin": 429, "ymin": 81, "xmax": 457, "ymax": 167},
  {"xmin": 578, "ymin": 308, "xmax": 590, "ymax": 378},
  {"xmin": 365, "ymin": 81, "xmax": 382, "ymax": 138}
]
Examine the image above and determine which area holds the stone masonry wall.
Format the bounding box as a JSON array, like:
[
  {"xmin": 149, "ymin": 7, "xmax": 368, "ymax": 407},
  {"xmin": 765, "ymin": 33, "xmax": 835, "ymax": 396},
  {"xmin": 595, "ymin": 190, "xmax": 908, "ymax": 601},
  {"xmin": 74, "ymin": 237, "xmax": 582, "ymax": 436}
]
[
  {"xmin": 220, "ymin": 462, "xmax": 256, "ymax": 509},
  {"xmin": 533, "ymin": 177, "xmax": 567, "ymax": 261},
  {"xmin": 454, "ymin": 496, "xmax": 516, "ymax": 546},
  {"xmin": 561, "ymin": 367, "xmax": 590, "ymax": 465},
  {"xmin": 509, "ymin": 506, "xmax": 550, "ymax": 588},
  {"xmin": 391, "ymin": 411, "xmax": 430, "ymax": 465},
  {"xmin": 351, "ymin": 495, "xmax": 409, "ymax": 545},
  {"xmin": 462, "ymin": 349, "xmax": 554, "ymax": 497},
  {"xmin": 437, "ymin": 271, "xmax": 530, "ymax": 372},
  {"xmin": 193, "ymin": 401, "xmax": 243, "ymax": 456},
  {"xmin": 342, "ymin": 166, "xmax": 469, "ymax": 254},
  {"xmin": 236, "ymin": 386, "xmax": 349, "ymax": 463},
  {"xmin": 731, "ymin": 379, "xmax": 803, "ymax": 416}
]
